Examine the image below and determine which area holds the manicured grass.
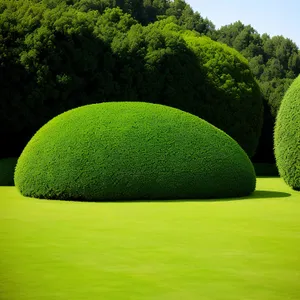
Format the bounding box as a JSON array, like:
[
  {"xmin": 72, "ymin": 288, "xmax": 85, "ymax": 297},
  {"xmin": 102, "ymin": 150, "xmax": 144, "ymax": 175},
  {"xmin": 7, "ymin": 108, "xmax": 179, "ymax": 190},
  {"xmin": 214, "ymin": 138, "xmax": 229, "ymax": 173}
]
[{"xmin": 1, "ymin": 177, "xmax": 300, "ymax": 300}]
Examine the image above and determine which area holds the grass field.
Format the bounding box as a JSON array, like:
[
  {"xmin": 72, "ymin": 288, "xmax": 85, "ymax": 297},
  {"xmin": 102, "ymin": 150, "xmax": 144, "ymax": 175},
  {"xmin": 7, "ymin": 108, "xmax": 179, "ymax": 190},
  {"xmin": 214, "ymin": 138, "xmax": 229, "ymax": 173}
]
[{"xmin": 1, "ymin": 177, "xmax": 300, "ymax": 300}]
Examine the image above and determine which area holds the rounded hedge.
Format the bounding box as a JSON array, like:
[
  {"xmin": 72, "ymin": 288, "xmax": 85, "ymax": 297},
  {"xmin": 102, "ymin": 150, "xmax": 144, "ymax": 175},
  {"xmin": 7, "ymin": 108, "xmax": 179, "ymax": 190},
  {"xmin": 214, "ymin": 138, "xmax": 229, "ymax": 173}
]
[
  {"xmin": 274, "ymin": 76, "xmax": 300, "ymax": 190},
  {"xmin": 15, "ymin": 102, "xmax": 256, "ymax": 201},
  {"xmin": 0, "ymin": 157, "xmax": 18, "ymax": 186},
  {"xmin": 181, "ymin": 31, "xmax": 263, "ymax": 158}
]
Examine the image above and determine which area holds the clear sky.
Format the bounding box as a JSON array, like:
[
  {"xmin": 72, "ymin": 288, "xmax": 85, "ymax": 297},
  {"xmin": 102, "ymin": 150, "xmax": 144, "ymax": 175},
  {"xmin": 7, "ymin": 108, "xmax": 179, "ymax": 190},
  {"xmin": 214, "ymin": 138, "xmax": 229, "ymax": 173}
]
[{"xmin": 186, "ymin": 0, "xmax": 300, "ymax": 48}]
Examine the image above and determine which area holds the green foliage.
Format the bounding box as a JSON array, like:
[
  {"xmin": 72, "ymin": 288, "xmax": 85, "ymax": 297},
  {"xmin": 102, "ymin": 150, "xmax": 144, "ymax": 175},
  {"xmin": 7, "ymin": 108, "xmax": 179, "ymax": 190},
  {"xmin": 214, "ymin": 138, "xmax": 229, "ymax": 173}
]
[
  {"xmin": 0, "ymin": 3, "xmax": 128, "ymax": 157},
  {"xmin": 110, "ymin": 19, "xmax": 205, "ymax": 104},
  {"xmin": 274, "ymin": 76, "xmax": 300, "ymax": 190},
  {"xmin": 93, "ymin": 7, "xmax": 137, "ymax": 43},
  {"xmin": 0, "ymin": 1, "xmax": 275, "ymax": 160},
  {"xmin": 260, "ymin": 78, "xmax": 294, "ymax": 117},
  {"xmin": 15, "ymin": 102, "xmax": 256, "ymax": 200},
  {"xmin": 0, "ymin": 158, "xmax": 18, "ymax": 186},
  {"xmin": 0, "ymin": 0, "xmax": 47, "ymax": 157},
  {"xmin": 57, "ymin": 0, "xmax": 215, "ymax": 34},
  {"xmin": 164, "ymin": 0, "xmax": 214, "ymax": 35},
  {"xmin": 110, "ymin": 19, "xmax": 263, "ymax": 157},
  {"xmin": 180, "ymin": 28, "xmax": 263, "ymax": 157},
  {"xmin": 214, "ymin": 23, "xmax": 300, "ymax": 92},
  {"xmin": 73, "ymin": 0, "xmax": 111, "ymax": 13},
  {"xmin": 248, "ymin": 55, "xmax": 264, "ymax": 78},
  {"xmin": 212, "ymin": 21, "xmax": 300, "ymax": 163}
]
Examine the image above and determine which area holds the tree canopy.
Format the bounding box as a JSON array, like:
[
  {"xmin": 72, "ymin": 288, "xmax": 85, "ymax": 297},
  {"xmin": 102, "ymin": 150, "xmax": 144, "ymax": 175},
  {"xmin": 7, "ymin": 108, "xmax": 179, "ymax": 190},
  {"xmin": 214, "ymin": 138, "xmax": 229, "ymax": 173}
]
[
  {"xmin": 210, "ymin": 21, "xmax": 300, "ymax": 163},
  {"xmin": 0, "ymin": 0, "xmax": 299, "ymax": 164}
]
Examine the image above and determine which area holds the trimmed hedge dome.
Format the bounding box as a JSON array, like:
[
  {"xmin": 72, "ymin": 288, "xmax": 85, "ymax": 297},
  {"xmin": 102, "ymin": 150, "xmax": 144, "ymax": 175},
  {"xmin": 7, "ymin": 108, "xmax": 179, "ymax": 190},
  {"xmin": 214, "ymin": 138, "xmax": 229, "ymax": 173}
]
[
  {"xmin": 15, "ymin": 102, "xmax": 256, "ymax": 201},
  {"xmin": 274, "ymin": 76, "xmax": 300, "ymax": 190}
]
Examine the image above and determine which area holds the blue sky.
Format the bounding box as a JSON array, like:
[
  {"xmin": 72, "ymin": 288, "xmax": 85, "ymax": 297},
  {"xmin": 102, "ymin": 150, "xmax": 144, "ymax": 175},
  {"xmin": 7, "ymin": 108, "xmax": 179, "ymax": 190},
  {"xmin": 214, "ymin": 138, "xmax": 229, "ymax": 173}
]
[{"xmin": 186, "ymin": 0, "xmax": 300, "ymax": 47}]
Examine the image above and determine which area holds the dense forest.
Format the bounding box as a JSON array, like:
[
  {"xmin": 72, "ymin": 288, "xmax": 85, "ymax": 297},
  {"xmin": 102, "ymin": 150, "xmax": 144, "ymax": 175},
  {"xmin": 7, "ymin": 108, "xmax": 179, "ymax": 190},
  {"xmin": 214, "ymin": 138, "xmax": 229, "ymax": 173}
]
[{"xmin": 1, "ymin": 0, "xmax": 299, "ymax": 164}]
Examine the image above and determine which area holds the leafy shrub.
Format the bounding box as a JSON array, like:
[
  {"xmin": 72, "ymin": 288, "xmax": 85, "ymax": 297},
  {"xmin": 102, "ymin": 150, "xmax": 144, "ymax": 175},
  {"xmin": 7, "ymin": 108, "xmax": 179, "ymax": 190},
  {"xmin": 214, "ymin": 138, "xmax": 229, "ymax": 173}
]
[
  {"xmin": 15, "ymin": 102, "xmax": 256, "ymax": 201},
  {"xmin": 181, "ymin": 29, "xmax": 263, "ymax": 157},
  {"xmin": 0, "ymin": 158, "xmax": 18, "ymax": 186},
  {"xmin": 274, "ymin": 75, "xmax": 300, "ymax": 190}
]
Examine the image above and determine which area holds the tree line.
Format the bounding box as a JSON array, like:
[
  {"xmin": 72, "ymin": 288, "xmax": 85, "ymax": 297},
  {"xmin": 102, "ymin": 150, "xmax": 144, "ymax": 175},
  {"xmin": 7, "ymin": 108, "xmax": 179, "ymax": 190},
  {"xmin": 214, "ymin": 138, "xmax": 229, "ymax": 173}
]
[{"xmin": 1, "ymin": 0, "xmax": 299, "ymax": 164}]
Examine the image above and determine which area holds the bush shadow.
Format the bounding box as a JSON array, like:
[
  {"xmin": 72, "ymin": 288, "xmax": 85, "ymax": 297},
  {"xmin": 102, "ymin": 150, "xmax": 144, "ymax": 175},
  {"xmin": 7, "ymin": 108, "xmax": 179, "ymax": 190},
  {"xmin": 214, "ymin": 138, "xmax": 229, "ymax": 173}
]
[
  {"xmin": 246, "ymin": 190, "xmax": 291, "ymax": 199},
  {"xmin": 140, "ymin": 190, "xmax": 291, "ymax": 203},
  {"xmin": 202, "ymin": 190, "xmax": 291, "ymax": 202},
  {"xmin": 36, "ymin": 189, "xmax": 291, "ymax": 203},
  {"xmin": 102, "ymin": 190, "xmax": 291, "ymax": 203}
]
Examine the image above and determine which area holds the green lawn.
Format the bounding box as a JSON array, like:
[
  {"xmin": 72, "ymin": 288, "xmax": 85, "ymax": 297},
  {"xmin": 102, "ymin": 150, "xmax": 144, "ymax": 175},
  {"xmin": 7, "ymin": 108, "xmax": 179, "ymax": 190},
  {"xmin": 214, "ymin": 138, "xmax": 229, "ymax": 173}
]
[{"xmin": 1, "ymin": 177, "xmax": 300, "ymax": 300}]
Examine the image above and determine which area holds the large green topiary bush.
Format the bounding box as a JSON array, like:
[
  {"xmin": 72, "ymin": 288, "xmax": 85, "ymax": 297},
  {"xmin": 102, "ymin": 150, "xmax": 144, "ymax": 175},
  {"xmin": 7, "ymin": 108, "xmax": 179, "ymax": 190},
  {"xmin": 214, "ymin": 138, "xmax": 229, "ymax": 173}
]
[
  {"xmin": 0, "ymin": 157, "xmax": 18, "ymax": 186},
  {"xmin": 15, "ymin": 102, "xmax": 256, "ymax": 201},
  {"xmin": 274, "ymin": 76, "xmax": 300, "ymax": 190}
]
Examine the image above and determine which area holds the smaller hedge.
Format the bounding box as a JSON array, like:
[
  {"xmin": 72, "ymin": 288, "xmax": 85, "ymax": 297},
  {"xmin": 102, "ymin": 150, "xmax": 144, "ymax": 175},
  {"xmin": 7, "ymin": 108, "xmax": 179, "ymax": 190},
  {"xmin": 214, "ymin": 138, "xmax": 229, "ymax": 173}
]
[
  {"xmin": 274, "ymin": 75, "xmax": 300, "ymax": 190},
  {"xmin": 0, "ymin": 158, "xmax": 18, "ymax": 186},
  {"xmin": 15, "ymin": 102, "xmax": 256, "ymax": 201}
]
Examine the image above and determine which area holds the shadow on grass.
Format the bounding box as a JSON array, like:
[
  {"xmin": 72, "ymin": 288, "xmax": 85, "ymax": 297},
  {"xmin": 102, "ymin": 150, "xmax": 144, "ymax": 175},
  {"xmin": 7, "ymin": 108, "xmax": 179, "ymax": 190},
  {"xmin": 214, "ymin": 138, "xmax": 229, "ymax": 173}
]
[
  {"xmin": 120, "ymin": 190, "xmax": 292, "ymax": 203},
  {"xmin": 34, "ymin": 189, "xmax": 291, "ymax": 203},
  {"xmin": 246, "ymin": 190, "xmax": 291, "ymax": 199},
  {"xmin": 213, "ymin": 190, "xmax": 291, "ymax": 203}
]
